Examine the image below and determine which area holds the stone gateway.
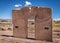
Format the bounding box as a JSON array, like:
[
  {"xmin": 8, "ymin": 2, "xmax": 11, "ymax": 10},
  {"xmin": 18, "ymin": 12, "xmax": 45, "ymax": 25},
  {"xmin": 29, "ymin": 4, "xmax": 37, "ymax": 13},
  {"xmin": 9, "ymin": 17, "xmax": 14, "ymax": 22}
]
[{"xmin": 12, "ymin": 6, "xmax": 52, "ymax": 42}]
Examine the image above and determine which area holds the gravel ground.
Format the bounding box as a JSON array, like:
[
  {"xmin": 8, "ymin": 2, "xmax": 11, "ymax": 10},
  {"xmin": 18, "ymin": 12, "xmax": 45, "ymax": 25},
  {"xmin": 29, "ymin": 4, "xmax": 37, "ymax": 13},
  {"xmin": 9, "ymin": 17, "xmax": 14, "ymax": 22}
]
[{"xmin": 0, "ymin": 31, "xmax": 59, "ymax": 43}]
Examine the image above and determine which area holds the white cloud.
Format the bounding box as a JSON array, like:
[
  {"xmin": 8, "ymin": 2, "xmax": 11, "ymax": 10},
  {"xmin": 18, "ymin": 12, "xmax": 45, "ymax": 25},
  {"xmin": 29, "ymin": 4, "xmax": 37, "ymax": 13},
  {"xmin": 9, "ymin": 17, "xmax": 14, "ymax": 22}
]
[
  {"xmin": 25, "ymin": 1, "xmax": 32, "ymax": 6},
  {"xmin": 53, "ymin": 18, "xmax": 60, "ymax": 21},
  {"xmin": 14, "ymin": 4, "xmax": 22, "ymax": 7}
]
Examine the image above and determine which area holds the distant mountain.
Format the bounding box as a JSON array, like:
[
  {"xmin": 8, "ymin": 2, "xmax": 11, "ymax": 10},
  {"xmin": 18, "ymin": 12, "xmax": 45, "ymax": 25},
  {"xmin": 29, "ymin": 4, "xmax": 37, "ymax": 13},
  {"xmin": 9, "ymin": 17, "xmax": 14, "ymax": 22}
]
[
  {"xmin": 53, "ymin": 18, "xmax": 60, "ymax": 21},
  {"xmin": 53, "ymin": 20, "xmax": 60, "ymax": 23},
  {"xmin": 0, "ymin": 19, "xmax": 12, "ymax": 22}
]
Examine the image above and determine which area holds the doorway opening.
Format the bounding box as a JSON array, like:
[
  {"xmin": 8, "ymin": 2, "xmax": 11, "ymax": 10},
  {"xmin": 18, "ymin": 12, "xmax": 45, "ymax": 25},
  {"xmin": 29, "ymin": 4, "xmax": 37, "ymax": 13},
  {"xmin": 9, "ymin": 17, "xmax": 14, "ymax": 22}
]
[{"xmin": 27, "ymin": 19, "xmax": 35, "ymax": 39}]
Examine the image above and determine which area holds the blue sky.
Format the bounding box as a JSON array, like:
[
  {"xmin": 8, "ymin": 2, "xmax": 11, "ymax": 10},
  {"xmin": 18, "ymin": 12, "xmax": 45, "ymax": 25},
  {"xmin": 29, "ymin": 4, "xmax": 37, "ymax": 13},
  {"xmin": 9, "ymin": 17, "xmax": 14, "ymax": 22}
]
[{"xmin": 0, "ymin": 0, "xmax": 60, "ymax": 20}]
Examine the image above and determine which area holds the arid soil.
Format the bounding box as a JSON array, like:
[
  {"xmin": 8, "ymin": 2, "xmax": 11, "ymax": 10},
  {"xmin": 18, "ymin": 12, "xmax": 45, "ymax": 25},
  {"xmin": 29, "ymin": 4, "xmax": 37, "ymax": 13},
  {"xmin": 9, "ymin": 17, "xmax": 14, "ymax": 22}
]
[{"xmin": 0, "ymin": 31, "xmax": 60, "ymax": 43}]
